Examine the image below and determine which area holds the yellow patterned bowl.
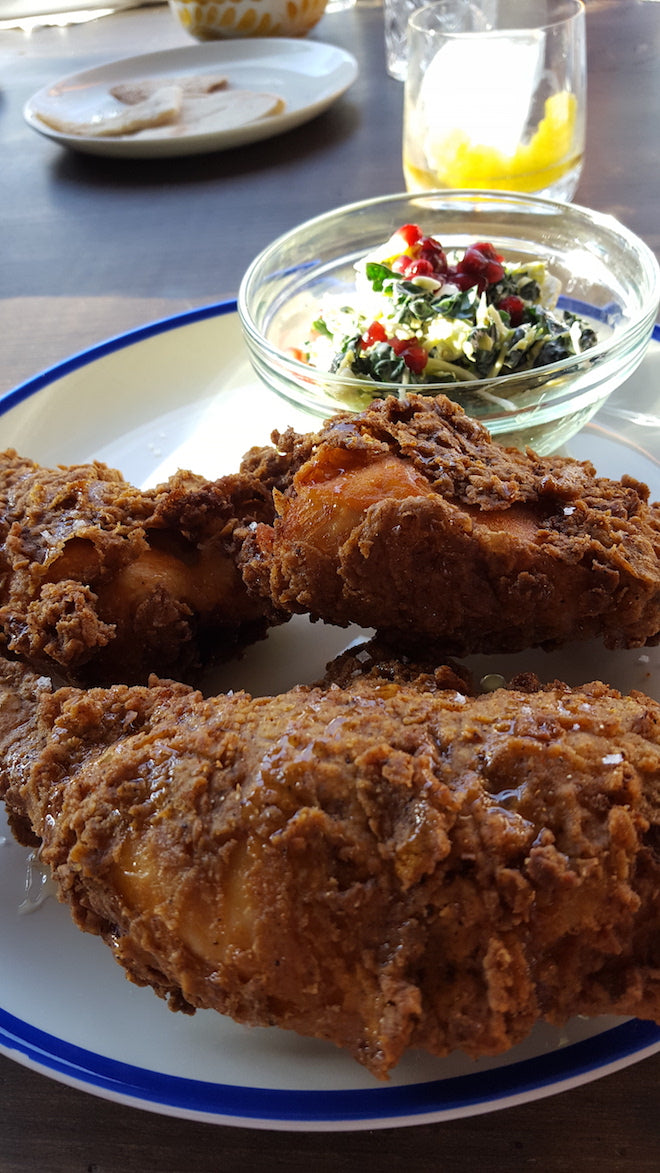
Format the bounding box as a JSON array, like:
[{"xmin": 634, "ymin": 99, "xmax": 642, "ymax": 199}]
[{"xmin": 168, "ymin": 0, "xmax": 328, "ymax": 39}]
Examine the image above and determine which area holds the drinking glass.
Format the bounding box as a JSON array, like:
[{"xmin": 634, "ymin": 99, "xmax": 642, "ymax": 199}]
[
  {"xmin": 384, "ymin": 0, "xmax": 427, "ymax": 81},
  {"xmin": 402, "ymin": 0, "xmax": 586, "ymax": 201}
]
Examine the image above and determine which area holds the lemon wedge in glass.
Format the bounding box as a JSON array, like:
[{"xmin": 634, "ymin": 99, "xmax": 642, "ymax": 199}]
[{"xmin": 406, "ymin": 92, "xmax": 581, "ymax": 195}]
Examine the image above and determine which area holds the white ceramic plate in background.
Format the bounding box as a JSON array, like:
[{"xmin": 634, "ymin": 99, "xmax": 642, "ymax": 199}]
[
  {"xmin": 0, "ymin": 305, "xmax": 659, "ymax": 1129},
  {"xmin": 23, "ymin": 40, "xmax": 358, "ymax": 158}
]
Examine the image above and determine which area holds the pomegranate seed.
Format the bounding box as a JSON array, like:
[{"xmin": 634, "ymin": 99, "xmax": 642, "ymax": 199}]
[
  {"xmin": 391, "ymin": 338, "xmax": 428, "ymax": 373},
  {"xmin": 402, "ymin": 343, "xmax": 428, "ymax": 374},
  {"xmin": 405, "ymin": 258, "xmax": 435, "ymax": 278},
  {"xmin": 447, "ymin": 267, "xmax": 474, "ymax": 291},
  {"xmin": 391, "ymin": 255, "xmax": 412, "ymax": 275},
  {"xmin": 497, "ymin": 295, "xmax": 526, "ymax": 327},
  {"xmin": 456, "ymin": 242, "xmax": 505, "ymax": 291},
  {"xmin": 397, "ymin": 223, "xmax": 422, "ymax": 247},
  {"xmin": 418, "ymin": 236, "xmax": 449, "ymax": 276}
]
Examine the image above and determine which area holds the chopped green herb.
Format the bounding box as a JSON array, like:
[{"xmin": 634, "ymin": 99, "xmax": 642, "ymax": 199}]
[{"xmin": 312, "ymin": 318, "xmax": 333, "ymax": 339}]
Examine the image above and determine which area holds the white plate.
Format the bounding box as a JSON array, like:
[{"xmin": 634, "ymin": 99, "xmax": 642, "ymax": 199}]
[
  {"xmin": 0, "ymin": 305, "xmax": 659, "ymax": 1130},
  {"xmin": 22, "ymin": 40, "xmax": 358, "ymax": 158}
]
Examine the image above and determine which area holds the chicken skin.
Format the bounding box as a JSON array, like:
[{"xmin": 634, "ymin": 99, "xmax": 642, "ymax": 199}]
[
  {"xmin": 2, "ymin": 651, "xmax": 660, "ymax": 1079},
  {"xmin": 240, "ymin": 394, "xmax": 660, "ymax": 657},
  {"xmin": 0, "ymin": 450, "xmax": 284, "ymax": 685}
]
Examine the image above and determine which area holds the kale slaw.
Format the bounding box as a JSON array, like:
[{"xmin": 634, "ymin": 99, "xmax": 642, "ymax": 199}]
[{"xmin": 300, "ymin": 224, "xmax": 598, "ymax": 400}]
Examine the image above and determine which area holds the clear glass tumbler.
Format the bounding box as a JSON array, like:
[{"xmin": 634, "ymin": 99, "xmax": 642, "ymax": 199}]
[
  {"xmin": 384, "ymin": 0, "xmax": 428, "ymax": 81},
  {"xmin": 402, "ymin": 0, "xmax": 586, "ymax": 201}
]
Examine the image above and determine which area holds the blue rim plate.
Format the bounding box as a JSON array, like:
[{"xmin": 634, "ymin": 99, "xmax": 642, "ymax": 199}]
[
  {"xmin": 2, "ymin": 1004, "xmax": 659, "ymax": 1129},
  {"xmin": 0, "ymin": 305, "xmax": 659, "ymax": 1130}
]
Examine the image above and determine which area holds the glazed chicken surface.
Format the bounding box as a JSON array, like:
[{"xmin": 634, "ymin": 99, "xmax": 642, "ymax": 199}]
[
  {"xmin": 0, "ymin": 450, "xmax": 284, "ymax": 685},
  {"xmin": 240, "ymin": 394, "xmax": 660, "ymax": 656},
  {"xmin": 2, "ymin": 649, "xmax": 660, "ymax": 1079}
]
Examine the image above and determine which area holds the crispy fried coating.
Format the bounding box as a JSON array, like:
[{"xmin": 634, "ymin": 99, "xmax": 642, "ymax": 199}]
[
  {"xmin": 0, "ymin": 450, "xmax": 285, "ymax": 685},
  {"xmin": 240, "ymin": 394, "xmax": 660, "ymax": 656},
  {"xmin": 2, "ymin": 653, "xmax": 660, "ymax": 1079}
]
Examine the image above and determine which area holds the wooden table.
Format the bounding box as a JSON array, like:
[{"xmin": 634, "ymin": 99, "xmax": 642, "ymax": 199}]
[{"xmin": 1, "ymin": 2, "xmax": 659, "ymax": 1168}]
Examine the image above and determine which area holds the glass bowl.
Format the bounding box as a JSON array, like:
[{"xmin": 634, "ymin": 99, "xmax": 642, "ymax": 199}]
[{"xmin": 237, "ymin": 190, "xmax": 660, "ymax": 453}]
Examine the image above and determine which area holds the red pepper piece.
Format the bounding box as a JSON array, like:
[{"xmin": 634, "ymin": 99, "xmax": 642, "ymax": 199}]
[{"xmin": 361, "ymin": 320, "xmax": 388, "ymax": 348}]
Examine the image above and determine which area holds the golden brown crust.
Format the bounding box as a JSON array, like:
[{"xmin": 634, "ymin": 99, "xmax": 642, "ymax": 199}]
[
  {"xmin": 242, "ymin": 394, "xmax": 660, "ymax": 655},
  {"xmin": 0, "ymin": 450, "xmax": 285, "ymax": 685},
  {"xmin": 240, "ymin": 426, "xmax": 316, "ymax": 496},
  {"xmin": 2, "ymin": 655, "xmax": 660, "ymax": 1078}
]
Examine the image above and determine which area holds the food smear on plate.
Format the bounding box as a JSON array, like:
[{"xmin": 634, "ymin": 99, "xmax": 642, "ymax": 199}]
[
  {"xmin": 32, "ymin": 75, "xmax": 285, "ymax": 139},
  {"xmin": 299, "ymin": 224, "xmax": 598, "ymax": 396},
  {"xmin": 108, "ymin": 73, "xmax": 229, "ymax": 104}
]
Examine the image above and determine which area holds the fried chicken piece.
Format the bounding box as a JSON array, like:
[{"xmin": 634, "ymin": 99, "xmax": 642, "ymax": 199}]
[
  {"xmin": 240, "ymin": 394, "xmax": 660, "ymax": 656},
  {"xmin": 2, "ymin": 653, "xmax": 660, "ymax": 1079},
  {"xmin": 0, "ymin": 450, "xmax": 285, "ymax": 685}
]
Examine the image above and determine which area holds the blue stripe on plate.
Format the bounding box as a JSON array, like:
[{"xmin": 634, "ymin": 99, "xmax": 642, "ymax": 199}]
[
  {"xmin": 0, "ymin": 299, "xmax": 238, "ymax": 418},
  {"xmin": 1, "ymin": 1003, "xmax": 659, "ymax": 1123},
  {"xmin": 558, "ymin": 294, "xmax": 623, "ymax": 322}
]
